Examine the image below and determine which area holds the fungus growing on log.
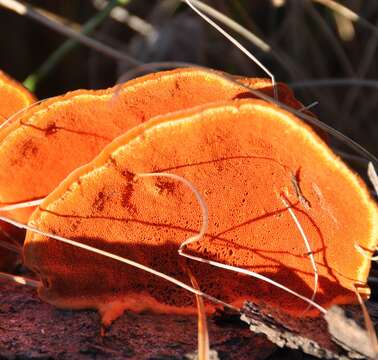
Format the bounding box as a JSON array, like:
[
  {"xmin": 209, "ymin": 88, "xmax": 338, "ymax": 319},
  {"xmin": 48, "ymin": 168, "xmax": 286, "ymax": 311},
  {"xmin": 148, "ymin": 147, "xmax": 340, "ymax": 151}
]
[
  {"xmin": 0, "ymin": 70, "xmax": 36, "ymax": 270},
  {"xmin": 0, "ymin": 68, "xmax": 302, "ymax": 226},
  {"xmin": 25, "ymin": 99, "xmax": 378, "ymax": 325}
]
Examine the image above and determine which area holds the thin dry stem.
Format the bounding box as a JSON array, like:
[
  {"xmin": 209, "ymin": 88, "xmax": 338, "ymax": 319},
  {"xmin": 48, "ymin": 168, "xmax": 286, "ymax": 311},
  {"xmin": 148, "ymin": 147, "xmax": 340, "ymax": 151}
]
[
  {"xmin": 354, "ymin": 243, "xmax": 378, "ymax": 262},
  {"xmin": 0, "ymin": 271, "xmax": 41, "ymax": 288},
  {"xmin": 187, "ymin": 267, "xmax": 210, "ymax": 360},
  {"xmin": 178, "ymin": 248, "xmax": 327, "ymax": 314},
  {"xmin": 333, "ymin": 11, "xmax": 355, "ymax": 41},
  {"xmin": 304, "ymin": 0, "xmax": 355, "ymax": 76},
  {"xmin": 184, "ymin": 0, "xmax": 270, "ymax": 52},
  {"xmin": 341, "ymin": 30, "xmax": 378, "ymax": 124},
  {"xmin": 298, "ymin": 101, "xmax": 319, "ymax": 112},
  {"xmin": 290, "ymin": 78, "xmax": 378, "ymax": 89},
  {"xmin": 334, "ymin": 150, "xmax": 369, "ymax": 167},
  {"xmin": 118, "ymin": 62, "xmax": 378, "ymax": 165},
  {"xmin": 280, "ymin": 196, "xmax": 319, "ymax": 314},
  {"xmin": 137, "ymin": 172, "xmax": 326, "ymax": 313},
  {"xmin": 368, "ymin": 162, "xmax": 378, "ymax": 196},
  {"xmin": 313, "ymin": 0, "xmax": 378, "ymax": 34},
  {"xmin": 93, "ymin": 0, "xmax": 156, "ymax": 37},
  {"xmin": 353, "ymin": 286, "xmax": 378, "ymax": 359},
  {"xmin": 0, "ymin": 238, "xmax": 22, "ymax": 254},
  {"xmin": 0, "ymin": 199, "xmax": 44, "ymax": 212},
  {"xmin": 184, "ymin": 0, "xmax": 278, "ymax": 100},
  {"xmin": 158, "ymin": 170, "xmax": 327, "ymax": 313},
  {"xmin": 0, "ymin": 0, "xmax": 140, "ymax": 66},
  {"xmin": 184, "ymin": 0, "xmax": 307, "ymax": 80},
  {"xmin": 0, "ymin": 99, "xmax": 47, "ymax": 131},
  {"xmin": 136, "ymin": 172, "xmax": 208, "ymax": 249},
  {"xmin": 0, "ymin": 214, "xmax": 238, "ymax": 312}
]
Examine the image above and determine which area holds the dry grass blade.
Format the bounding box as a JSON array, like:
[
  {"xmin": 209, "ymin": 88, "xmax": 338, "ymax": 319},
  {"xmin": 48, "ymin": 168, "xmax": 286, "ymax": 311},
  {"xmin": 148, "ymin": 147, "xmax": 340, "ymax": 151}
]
[
  {"xmin": 137, "ymin": 173, "xmax": 325, "ymax": 313},
  {"xmin": 165, "ymin": 169, "xmax": 327, "ymax": 313},
  {"xmin": 138, "ymin": 172, "xmax": 211, "ymax": 359},
  {"xmin": 184, "ymin": 0, "xmax": 277, "ymax": 100},
  {"xmin": 341, "ymin": 33, "xmax": 378, "ymax": 125},
  {"xmin": 118, "ymin": 62, "xmax": 378, "ymax": 167},
  {"xmin": 0, "ymin": 0, "xmax": 140, "ymax": 66},
  {"xmin": 181, "ymin": 0, "xmax": 306, "ymax": 79},
  {"xmin": 24, "ymin": 0, "xmax": 131, "ymax": 91},
  {"xmin": 333, "ymin": 11, "xmax": 355, "ymax": 41},
  {"xmin": 304, "ymin": 0, "xmax": 354, "ymax": 76},
  {"xmin": 290, "ymin": 78, "xmax": 378, "ymax": 89},
  {"xmin": 334, "ymin": 150, "xmax": 369, "ymax": 167},
  {"xmin": 182, "ymin": 0, "xmax": 270, "ymax": 52},
  {"xmin": 186, "ymin": 267, "xmax": 210, "ymax": 360},
  {"xmin": 313, "ymin": 0, "xmax": 378, "ymax": 34},
  {"xmin": 0, "ymin": 238, "xmax": 21, "ymax": 254},
  {"xmin": 368, "ymin": 162, "xmax": 378, "ymax": 196},
  {"xmin": 0, "ymin": 199, "xmax": 44, "ymax": 212},
  {"xmin": 298, "ymin": 101, "xmax": 319, "ymax": 112},
  {"xmin": 179, "ymin": 243, "xmax": 327, "ymax": 314},
  {"xmin": 353, "ymin": 286, "xmax": 378, "ymax": 359},
  {"xmin": 0, "ymin": 214, "xmax": 237, "ymax": 312},
  {"xmin": 93, "ymin": 0, "xmax": 156, "ymax": 37},
  {"xmin": 280, "ymin": 196, "xmax": 319, "ymax": 314},
  {"xmin": 355, "ymin": 243, "xmax": 378, "ymax": 262},
  {"xmin": 222, "ymin": 75, "xmax": 378, "ymax": 165},
  {"xmin": 137, "ymin": 172, "xmax": 208, "ymax": 249},
  {"xmin": 0, "ymin": 99, "xmax": 48, "ymax": 130},
  {"xmin": 0, "ymin": 271, "xmax": 41, "ymax": 288}
]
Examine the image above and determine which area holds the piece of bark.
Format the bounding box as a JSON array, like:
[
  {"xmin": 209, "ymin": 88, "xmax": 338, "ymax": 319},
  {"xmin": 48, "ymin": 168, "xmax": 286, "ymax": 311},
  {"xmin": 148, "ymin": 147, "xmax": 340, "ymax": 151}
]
[
  {"xmin": 0, "ymin": 281, "xmax": 276, "ymax": 360},
  {"xmin": 241, "ymin": 301, "xmax": 376, "ymax": 360}
]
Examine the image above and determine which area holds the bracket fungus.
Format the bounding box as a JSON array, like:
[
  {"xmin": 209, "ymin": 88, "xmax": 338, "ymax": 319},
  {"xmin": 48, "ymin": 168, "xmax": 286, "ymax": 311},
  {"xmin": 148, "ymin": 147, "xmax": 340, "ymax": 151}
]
[
  {"xmin": 0, "ymin": 68, "xmax": 301, "ymax": 226},
  {"xmin": 22, "ymin": 98, "xmax": 378, "ymax": 326},
  {"xmin": 0, "ymin": 70, "xmax": 36, "ymax": 270}
]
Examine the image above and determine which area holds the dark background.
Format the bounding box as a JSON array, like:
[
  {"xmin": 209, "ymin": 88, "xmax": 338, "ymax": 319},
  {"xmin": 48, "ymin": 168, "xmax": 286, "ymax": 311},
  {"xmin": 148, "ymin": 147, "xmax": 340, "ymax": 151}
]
[{"xmin": 0, "ymin": 0, "xmax": 377, "ymax": 156}]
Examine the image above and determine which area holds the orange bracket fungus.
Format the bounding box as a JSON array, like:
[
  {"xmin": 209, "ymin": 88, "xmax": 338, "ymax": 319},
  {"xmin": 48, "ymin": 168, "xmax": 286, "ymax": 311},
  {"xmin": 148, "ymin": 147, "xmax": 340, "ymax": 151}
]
[
  {"xmin": 0, "ymin": 70, "xmax": 36, "ymax": 270},
  {"xmin": 0, "ymin": 67, "xmax": 377, "ymax": 358},
  {"xmin": 0, "ymin": 68, "xmax": 301, "ymax": 226},
  {"xmin": 14, "ymin": 98, "xmax": 377, "ymax": 327}
]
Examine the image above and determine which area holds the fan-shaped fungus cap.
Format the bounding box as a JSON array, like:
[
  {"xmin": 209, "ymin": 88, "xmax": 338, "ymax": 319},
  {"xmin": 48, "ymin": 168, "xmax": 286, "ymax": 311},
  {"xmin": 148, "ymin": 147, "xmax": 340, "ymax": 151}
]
[
  {"xmin": 25, "ymin": 99, "xmax": 378, "ymax": 325},
  {"xmin": 0, "ymin": 68, "xmax": 302, "ymax": 225},
  {"xmin": 0, "ymin": 70, "xmax": 35, "ymax": 270}
]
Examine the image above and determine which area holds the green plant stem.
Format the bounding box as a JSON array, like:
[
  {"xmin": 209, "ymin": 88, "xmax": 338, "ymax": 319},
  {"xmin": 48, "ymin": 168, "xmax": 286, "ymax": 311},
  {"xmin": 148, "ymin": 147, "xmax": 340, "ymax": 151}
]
[{"xmin": 23, "ymin": 0, "xmax": 130, "ymax": 92}]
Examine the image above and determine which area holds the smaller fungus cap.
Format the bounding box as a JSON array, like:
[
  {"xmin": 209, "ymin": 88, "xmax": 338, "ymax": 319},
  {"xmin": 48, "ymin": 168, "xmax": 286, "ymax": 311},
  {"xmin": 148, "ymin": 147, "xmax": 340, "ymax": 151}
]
[
  {"xmin": 0, "ymin": 70, "xmax": 36, "ymax": 124},
  {"xmin": 0, "ymin": 70, "xmax": 36, "ymax": 270}
]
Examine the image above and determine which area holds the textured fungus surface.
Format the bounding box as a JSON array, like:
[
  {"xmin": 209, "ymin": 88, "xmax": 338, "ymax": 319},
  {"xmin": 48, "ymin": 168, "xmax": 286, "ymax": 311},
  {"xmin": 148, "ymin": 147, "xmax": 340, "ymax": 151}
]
[
  {"xmin": 25, "ymin": 99, "xmax": 378, "ymax": 325},
  {"xmin": 0, "ymin": 68, "xmax": 301, "ymax": 225},
  {"xmin": 0, "ymin": 70, "xmax": 35, "ymax": 270}
]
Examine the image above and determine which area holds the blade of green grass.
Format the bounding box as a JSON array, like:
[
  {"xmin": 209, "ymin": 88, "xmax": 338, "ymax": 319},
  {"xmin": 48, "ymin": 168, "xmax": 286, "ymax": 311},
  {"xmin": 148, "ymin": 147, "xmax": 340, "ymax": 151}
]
[
  {"xmin": 23, "ymin": 0, "xmax": 131, "ymax": 92},
  {"xmin": 0, "ymin": 0, "xmax": 140, "ymax": 92}
]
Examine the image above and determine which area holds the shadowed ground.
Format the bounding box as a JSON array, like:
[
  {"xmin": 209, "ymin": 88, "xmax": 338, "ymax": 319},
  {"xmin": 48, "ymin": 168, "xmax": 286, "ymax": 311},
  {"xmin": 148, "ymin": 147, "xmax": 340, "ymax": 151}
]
[{"xmin": 0, "ymin": 279, "xmax": 278, "ymax": 360}]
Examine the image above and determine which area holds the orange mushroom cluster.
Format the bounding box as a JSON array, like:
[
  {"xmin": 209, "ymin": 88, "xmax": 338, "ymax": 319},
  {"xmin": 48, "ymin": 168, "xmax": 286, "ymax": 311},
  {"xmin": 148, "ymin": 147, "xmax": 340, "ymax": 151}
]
[{"xmin": 0, "ymin": 68, "xmax": 377, "ymax": 325}]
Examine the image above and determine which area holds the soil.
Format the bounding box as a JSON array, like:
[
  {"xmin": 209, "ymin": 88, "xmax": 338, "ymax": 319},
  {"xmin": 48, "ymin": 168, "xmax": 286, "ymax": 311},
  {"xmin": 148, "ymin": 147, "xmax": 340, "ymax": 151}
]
[{"xmin": 0, "ymin": 280, "xmax": 278, "ymax": 360}]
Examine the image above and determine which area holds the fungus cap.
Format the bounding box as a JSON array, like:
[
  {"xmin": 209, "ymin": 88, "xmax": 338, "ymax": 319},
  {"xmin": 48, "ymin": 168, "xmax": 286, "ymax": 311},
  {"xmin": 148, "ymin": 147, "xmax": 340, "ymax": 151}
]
[
  {"xmin": 0, "ymin": 67, "xmax": 301, "ymax": 224},
  {"xmin": 25, "ymin": 99, "xmax": 378, "ymax": 324}
]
